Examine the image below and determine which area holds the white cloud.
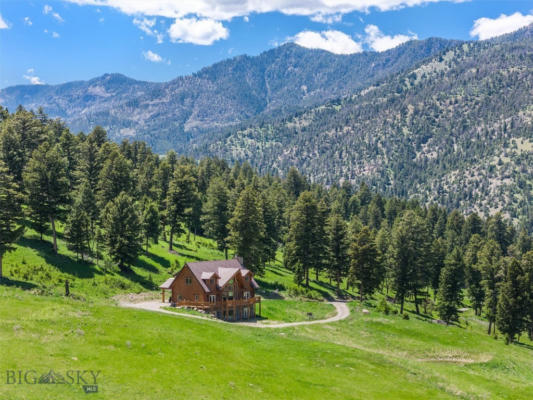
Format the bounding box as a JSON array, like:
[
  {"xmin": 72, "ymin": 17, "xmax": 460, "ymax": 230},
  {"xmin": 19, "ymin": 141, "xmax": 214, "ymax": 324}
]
[
  {"xmin": 168, "ymin": 17, "xmax": 228, "ymax": 45},
  {"xmin": 63, "ymin": 1, "xmax": 465, "ymax": 20},
  {"xmin": 24, "ymin": 17, "xmax": 33, "ymax": 26},
  {"xmin": 52, "ymin": 31, "xmax": 60, "ymax": 38},
  {"xmin": 292, "ymin": 30, "xmax": 362, "ymax": 54},
  {"xmin": 243, "ymin": 16, "xmax": 249, "ymax": 22},
  {"xmin": 134, "ymin": 17, "xmax": 164, "ymax": 43},
  {"xmin": 0, "ymin": 14, "xmax": 9, "ymax": 29},
  {"xmin": 23, "ymin": 69, "xmax": 45, "ymax": 85},
  {"xmin": 63, "ymin": 1, "xmax": 460, "ymax": 46},
  {"xmin": 364, "ymin": 24, "xmax": 417, "ymax": 51},
  {"xmin": 143, "ymin": 50, "xmax": 163, "ymax": 62},
  {"xmin": 43, "ymin": 5, "xmax": 64, "ymax": 23},
  {"xmin": 470, "ymin": 12, "xmax": 533, "ymax": 40},
  {"xmin": 310, "ymin": 13, "xmax": 342, "ymax": 24}
]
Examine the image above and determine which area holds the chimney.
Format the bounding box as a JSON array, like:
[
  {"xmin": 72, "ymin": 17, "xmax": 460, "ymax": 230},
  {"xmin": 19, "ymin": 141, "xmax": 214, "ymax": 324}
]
[{"xmin": 235, "ymin": 255, "xmax": 244, "ymax": 266}]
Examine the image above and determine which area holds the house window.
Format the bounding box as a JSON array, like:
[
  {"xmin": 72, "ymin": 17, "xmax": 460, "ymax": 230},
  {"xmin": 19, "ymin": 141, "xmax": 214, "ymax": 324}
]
[
  {"xmin": 209, "ymin": 295, "xmax": 216, "ymax": 303},
  {"xmin": 185, "ymin": 277, "xmax": 192, "ymax": 285},
  {"xmin": 194, "ymin": 294, "xmax": 199, "ymax": 302},
  {"xmin": 245, "ymin": 276, "xmax": 249, "ymax": 282},
  {"xmin": 243, "ymin": 291, "xmax": 250, "ymax": 300},
  {"xmin": 210, "ymin": 278, "xmax": 214, "ymax": 285}
]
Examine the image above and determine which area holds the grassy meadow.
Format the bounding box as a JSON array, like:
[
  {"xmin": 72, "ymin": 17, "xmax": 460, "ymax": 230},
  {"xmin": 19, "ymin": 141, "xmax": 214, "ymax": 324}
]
[{"xmin": 1, "ymin": 224, "xmax": 533, "ymax": 399}]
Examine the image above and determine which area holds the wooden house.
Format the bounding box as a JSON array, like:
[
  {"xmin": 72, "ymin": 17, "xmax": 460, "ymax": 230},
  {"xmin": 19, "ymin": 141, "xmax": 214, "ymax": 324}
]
[{"xmin": 159, "ymin": 257, "xmax": 261, "ymax": 321}]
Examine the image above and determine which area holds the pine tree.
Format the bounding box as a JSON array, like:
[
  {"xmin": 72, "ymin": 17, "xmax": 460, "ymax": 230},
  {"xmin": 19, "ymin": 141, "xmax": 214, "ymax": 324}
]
[
  {"xmin": 260, "ymin": 192, "xmax": 279, "ymax": 265},
  {"xmin": 389, "ymin": 210, "xmax": 431, "ymax": 314},
  {"xmin": 97, "ymin": 149, "xmax": 133, "ymax": 208},
  {"xmin": 227, "ymin": 186, "xmax": 265, "ymax": 274},
  {"xmin": 141, "ymin": 200, "xmax": 160, "ymax": 253},
  {"xmin": 436, "ymin": 248, "xmax": 465, "ymax": 323},
  {"xmin": 464, "ymin": 234, "xmax": 486, "ymax": 315},
  {"xmin": 348, "ymin": 226, "xmax": 383, "ymax": 300},
  {"xmin": 497, "ymin": 259, "xmax": 527, "ymax": 344},
  {"xmin": 522, "ymin": 251, "xmax": 533, "ymax": 340},
  {"xmin": 0, "ymin": 160, "xmax": 24, "ymax": 279},
  {"xmin": 101, "ymin": 192, "xmax": 142, "ymax": 272},
  {"xmin": 201, "ymin": 177, "xmax": 230, "ymax": 258},
  {"xmin": 166, "ymin": 165, "xmax": 197, "ymax": 251},
  {"xmin": 65, "ymin": 197, "xmax": 90, "ymax": 261},
  {"xmin": 23, "ymin": 142, "xmax": 70, "ymax": 253},
  {"xmin": 325, "ymin": 213, "xmax": 349, "ymax": 288},
  {"xmin": 479, "ymin": 240, "xmax": 503, "ymax": 335}
]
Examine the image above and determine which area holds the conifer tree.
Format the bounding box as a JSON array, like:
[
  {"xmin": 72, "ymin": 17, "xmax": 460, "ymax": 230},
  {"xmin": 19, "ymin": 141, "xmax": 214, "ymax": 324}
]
[
  {"xmin": 166, "ymin": 165, "xmax": 197, "ymax": 251},
  {"xmin": 436, "ymin": 248, "xmax": 465, "ymax": 323},
  {"xmin": 325, "ymin": 213, "xmax": 349, "ymax": 288},
  {"xmin": 141, "ymin": 200, "xmax": 160, "ymax": 253},
  {"xmin": 201, "ymin": 178, "xmax": 230, "ymax": 258},
  {"xmin": 0, "ymin": 160, "xmax": 24, "ymax": 279},
  {"xmin": 348, "ymin": 226, "xmax": 383, "ymax": 300},
  {"xmin": 23, "ymin": 142, "xmax": 69, "ymax": 253},
  {"xmin": 97, "ymin": 149, "xmax": 133, "ymax": 208},
  {"xmin": 65, "ymin": 197, "xmax": 90, "ymax": 261},
  {"xmin": 389, "ymin": 211, "xmax": 431, "ymax": 314},
  {"xmin": 227, "ymin": 186, "xmax": 265, "ymax": 274},
  {"xmin": 497, "ymin": 259, "xmax": 527, "ymax": 344},
  {"xmin": 101, "ymin": 192, "xmax": 142, "ymax": 271},
  {"xmin": 479, "ymin": 240, "xmax": 503, "ymax": 335},
  {"xmin": 522, "ymin": 251, "xmax": 533, "ymax": 340}
]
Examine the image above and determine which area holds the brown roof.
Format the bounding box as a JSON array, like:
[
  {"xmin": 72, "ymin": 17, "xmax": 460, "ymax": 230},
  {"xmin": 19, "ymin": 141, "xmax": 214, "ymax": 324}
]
[
  {"xmin": 159, "ymin": 277, "xmax": 175, "ymax": 289},
  {"xmin": 186, "ymin": 258, "xmax": 259, "ymax": 292}
]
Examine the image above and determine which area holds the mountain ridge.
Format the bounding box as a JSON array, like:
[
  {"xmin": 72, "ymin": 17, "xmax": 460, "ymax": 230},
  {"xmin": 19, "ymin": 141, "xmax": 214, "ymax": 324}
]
[{"xmin": 0, "ymin": 38, "xmax": 459, "ymax": 152}]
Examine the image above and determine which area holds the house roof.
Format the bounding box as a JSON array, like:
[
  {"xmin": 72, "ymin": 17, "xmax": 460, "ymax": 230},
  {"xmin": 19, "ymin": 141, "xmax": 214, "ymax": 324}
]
[
  {"xmin": 186, "ymin": 258, "xmax": 259, "ymax": 292},
  {"xmin": 159, "ymin": 277, "xmax": 175, "ymax": 289}
]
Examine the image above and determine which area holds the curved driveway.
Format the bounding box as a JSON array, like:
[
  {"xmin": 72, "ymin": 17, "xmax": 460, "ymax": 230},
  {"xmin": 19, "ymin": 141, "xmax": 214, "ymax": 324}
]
[{"xmin": 120, "ymin": 300, "xmax": 350, "ymax": 328}]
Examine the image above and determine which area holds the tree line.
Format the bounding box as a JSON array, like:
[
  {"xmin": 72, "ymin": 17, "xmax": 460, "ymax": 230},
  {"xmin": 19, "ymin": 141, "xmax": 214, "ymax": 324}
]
[{"xmin": 0, "ymin": 106, "xmax": 532, "ymax": 344}]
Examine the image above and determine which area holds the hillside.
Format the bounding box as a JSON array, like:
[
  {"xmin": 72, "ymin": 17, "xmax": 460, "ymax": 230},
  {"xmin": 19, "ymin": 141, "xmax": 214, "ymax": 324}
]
[
  {"xmin": 0, "ymin": 39, "xmax": 457, "ymax": 152},
  {"xmin": 1, "ymin": 226, "xmax": 533, "ymax": 399},
  {"xmin": 204, "ymin": 26, "xmax": 533, "ymax": 228}
]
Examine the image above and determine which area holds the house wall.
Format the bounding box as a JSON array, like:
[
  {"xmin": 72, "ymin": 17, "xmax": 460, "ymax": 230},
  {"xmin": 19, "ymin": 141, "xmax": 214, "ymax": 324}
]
[{"xmin": 170, "ymin": 265, "xmax": 209, "ymax": 303}]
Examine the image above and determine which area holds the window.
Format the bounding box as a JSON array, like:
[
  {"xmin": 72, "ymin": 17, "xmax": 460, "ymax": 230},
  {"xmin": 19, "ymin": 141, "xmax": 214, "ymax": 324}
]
[
  {"xmin": 209, "ymin": 295, "xmax": 216, "ymax": 303},
  {"xmin": 185, "ymin": 277, "xmax": 192, "ymax": 285},
  {"xmin": 245, "ymin": 276, "xmax": 249, "ymax": 282},
  {"xmin": 194, "ymin": 294, "xmax": 199, "ymax": 302},
  {"xmin": 243, "ymin": 291, "xmax": 250, "ymax": 300},
  {"xmin": 210, "ymin": 278, "xmax": 214, "ymax": 285}
]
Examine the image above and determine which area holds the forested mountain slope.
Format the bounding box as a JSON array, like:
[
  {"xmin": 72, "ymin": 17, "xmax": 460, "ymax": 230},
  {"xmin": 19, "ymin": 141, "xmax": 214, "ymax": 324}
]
[
  {"xmin": 205, "ymin": 26, "xmax": 533, "ymax": 228},
  {"xmin": 0, "ymin": 39, "xmax": 457, "ymax": 152}
]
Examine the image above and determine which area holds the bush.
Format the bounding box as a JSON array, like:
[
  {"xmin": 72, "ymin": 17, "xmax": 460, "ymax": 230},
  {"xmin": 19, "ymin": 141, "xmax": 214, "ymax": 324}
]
[
  {"xmin": 402, "ymin": 313, "xmax": 410, "ymax": 320},
  {"xmin": 377, "ymin": 298, "xmax": 391, "ymax": 315}
]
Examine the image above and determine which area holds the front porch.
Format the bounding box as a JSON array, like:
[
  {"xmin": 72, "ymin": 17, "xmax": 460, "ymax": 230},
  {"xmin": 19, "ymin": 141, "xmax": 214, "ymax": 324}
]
[{"xmin": 168, "ymin": 296, "xmax": 262, "ymax": 321}]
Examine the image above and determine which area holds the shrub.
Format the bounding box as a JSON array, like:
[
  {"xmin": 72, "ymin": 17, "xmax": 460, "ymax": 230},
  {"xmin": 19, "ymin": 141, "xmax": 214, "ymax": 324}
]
[
  {"xmin": 377, "ymin": 298, "xmax": 391, "ymax": 315},
  {"xmin": 402, "ymin": 313, "xmax": 410, "ymax": 320}
]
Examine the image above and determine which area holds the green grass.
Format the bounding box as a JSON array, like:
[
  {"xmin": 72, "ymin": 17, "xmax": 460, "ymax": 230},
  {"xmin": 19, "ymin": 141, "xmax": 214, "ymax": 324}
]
[
  {"xmin": 259, "ymin": 299, "xmax": 336, "ymax": 322},
  {"xmin": 1, "ymin": 286, "xmax": 532, "ymax": 399},
  {"xmin": 1, "ymin": 225, "xmax": 533, "ymax": 398}
]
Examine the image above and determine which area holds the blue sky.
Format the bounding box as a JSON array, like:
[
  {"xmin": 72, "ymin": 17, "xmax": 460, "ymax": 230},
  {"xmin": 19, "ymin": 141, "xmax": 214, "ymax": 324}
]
[{"xmin": 0, "ymin": 1, "xmax": 532, "ymax": 88}]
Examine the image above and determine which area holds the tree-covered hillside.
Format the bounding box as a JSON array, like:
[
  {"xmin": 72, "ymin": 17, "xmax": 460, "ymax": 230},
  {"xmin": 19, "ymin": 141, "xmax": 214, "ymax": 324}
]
[
  {"xmin": 205, "ymin": 25, "xmax": 533, "ymax": 230},
  {"xmin": 0, "ymin": 39, "xmax": 457, "ymax": 153}
]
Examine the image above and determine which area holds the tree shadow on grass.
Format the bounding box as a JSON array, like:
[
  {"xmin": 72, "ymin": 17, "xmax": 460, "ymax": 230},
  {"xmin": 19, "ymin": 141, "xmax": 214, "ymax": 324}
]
[
  {"xmin": 134, "ymin": 257, "xmax": 160, "ymax": 273},
  {"xmin": 0, "ymin": 277, "xmax": 38, "ymax": 291},
  {"xmin": 18, "ymin": 237, "xmax": 101, "ymax": 279},
  {"xmin": 143, "ymin": 251, "xmax": 171, "ymax": 269},
  {"xmin": 120, "ymin": 268, "xmax": 158, "ymax": 291},
  {"xmin": 513, "ymin": 341, "xmax": 533, "ymax": 351}
]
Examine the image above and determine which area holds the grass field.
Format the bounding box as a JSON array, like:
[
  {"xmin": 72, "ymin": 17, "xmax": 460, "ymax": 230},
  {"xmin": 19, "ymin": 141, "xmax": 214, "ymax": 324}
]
[{"xmin": 1, "ymin": 225, "xmax": 533, "ymax": 398}]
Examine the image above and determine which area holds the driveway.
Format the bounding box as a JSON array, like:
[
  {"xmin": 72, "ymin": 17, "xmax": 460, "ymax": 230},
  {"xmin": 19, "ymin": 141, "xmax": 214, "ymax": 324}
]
[{"xmin": 120, "ymin": 300, "xmax": 350, "ymax": 328}]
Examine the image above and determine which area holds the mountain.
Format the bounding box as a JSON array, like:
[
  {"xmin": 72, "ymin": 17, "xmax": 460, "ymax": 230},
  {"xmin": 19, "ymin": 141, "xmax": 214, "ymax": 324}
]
[
  {"xmin": 0, "ymin": 38, "xmax": 458, "ymax": 153},
  {"xmin": 203, "ymin": 26, "xmax": 533, "ymax": 227}
]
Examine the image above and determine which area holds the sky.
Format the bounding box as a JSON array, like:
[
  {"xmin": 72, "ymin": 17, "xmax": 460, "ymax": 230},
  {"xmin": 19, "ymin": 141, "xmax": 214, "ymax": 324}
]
[{"xmin": 0, "ymin": 1, "xmax": 532, "ymax": 89}]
